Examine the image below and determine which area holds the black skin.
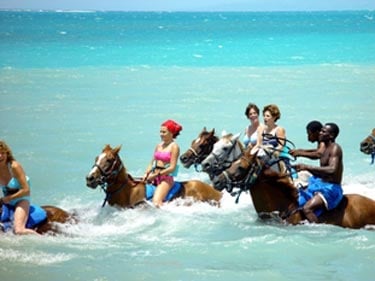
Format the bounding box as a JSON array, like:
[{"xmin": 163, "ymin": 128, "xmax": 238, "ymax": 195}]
[{"xmin": 293, "ymin": 124, "xmax": 343, "ymax": 223}]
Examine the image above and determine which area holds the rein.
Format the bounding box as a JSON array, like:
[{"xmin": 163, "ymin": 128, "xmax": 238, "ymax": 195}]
[{"xmin": 228, "ymin": 156, "xmax": 263, "ymax": 203}]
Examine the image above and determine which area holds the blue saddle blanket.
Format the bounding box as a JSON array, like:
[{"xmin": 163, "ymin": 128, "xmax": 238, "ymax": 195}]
[
  {"xmin": 146, "ymin": 181, "xmax": 182, "ymax": 202},
  {"xmin": 1, "ymin": 204, "xmax": 47, "ymax": 232}
]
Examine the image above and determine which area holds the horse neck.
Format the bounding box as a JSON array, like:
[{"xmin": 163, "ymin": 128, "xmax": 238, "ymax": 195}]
[
  {"xmin": 227, "ymin": 141, "xmax": 243, "ymax": 162},
  {"xmin": 250, "ymin": 170, "xmax": 300, "ymax": 219},
  {"xmin": 106, "ymin": 168, "xmax": 146, "ymax": 208}
]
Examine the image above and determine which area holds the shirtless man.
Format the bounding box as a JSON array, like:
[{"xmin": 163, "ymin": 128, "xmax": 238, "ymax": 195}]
[
  {"xmin": 290, "ymin": 120, "xmax": 324, "ymax": 160},
  {"xmin": 293, "ymin": 123, "xmax": 343, "ymax": 223}
]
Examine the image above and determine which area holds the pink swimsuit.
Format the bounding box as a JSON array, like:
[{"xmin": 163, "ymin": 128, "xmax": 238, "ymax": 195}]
[
  {"xmin": 154, "ymin": 151, "xmax": 172, "ymax": 162},
  {"xmin": 152, "ymin": 150, "xmax": 174, "ymax": 186}
]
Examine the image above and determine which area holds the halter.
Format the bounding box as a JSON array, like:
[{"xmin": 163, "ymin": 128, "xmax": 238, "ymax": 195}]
[
  {"xmin": 92, "ymin": 154, "xmax": 127, "ymax": 207},
  {"xmin": 222, "ymin": 156, "xmax": 263, "ymax": 203},
  {"xmin": 186, "ymin": 147, "xmax": 205, "ymax": 172},
  {"xmin": 185, "ymin": 135, "xmax": 218, "ymax": 172},
  {"xmin": 206, "ymin": 139, "xmax": 242, "ymax": 178}
]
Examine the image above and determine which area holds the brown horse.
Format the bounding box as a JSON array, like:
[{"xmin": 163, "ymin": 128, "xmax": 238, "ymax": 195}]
[
  {"xmin": 86, "ymin": 145, "xmax": 222, "ymax": 208},
  {"xmin": 213, "ymin": 147, "xmax": 375, "ymax": 229},
  {"xmin": 180, "ymin": 127, "xmax": 219, "ymax": 170},
  {"xmin": 360, "ymin": 128, "xmax": 375, "ymax": 164},
  {"xmin": 0, "ymin": 204, "xmax": 74, "ymax": 235}
]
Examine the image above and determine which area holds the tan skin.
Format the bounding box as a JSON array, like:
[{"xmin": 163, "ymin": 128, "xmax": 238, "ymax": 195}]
[
  {"xmin": 293, "ymin": 124, "xmax": 343, "ymax": 223},
  {"xmin": 244, "ymin": 106, "xmax": 261, "ymax": 148},
  {"xmin": 0, "ymin": 149, "xmax": 40, "ymax": 235},
  {"xmin": 252, "ymin": 109, "xmax": 286, "ymax": 154},
  {"xmin": 142, "ymin": 125, "xmax": 180, "ymax": 207}
]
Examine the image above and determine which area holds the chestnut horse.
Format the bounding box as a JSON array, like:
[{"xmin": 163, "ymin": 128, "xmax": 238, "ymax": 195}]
[
  {"xmin": 1, "ymin": 204, "xmax": 74, "ymax": 235},
  {"xmin": 86, "ymin": 145, "xmax": 222, "ymax": 208},
  {"xmin": 360, "ymin": 128, "xmax": 375, "ymax": 164},
  {"xmin": 213, "ymin": 147, "xmax": 375, "ymax": 229},
  {"xmin": 180, "ymin": 127, "xmax": 219, "ymax": 171}
]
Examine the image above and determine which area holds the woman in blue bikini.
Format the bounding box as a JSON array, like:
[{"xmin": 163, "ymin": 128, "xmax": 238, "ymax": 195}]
[
  {"xmin": 243, "ymin": 103, "xmax": 262, "ymax": 148},
  {"xmin": 142, "ymin": 120, "xmax": 183, "ymax": 207},
  {"xmin": 0, "ymin": 140, "xmax": 39, "ymax": 235}
]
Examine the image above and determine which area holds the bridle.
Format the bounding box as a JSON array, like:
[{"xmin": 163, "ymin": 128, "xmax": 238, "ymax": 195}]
[
  {"xmin": 364, "ymin": 135, "xmax": 375, "ymax": 164},
  {"xmin": 91, "ymin": 154, "xmax": 128, "ymax": 207},
  {"xmin": 205, "ymin": 139, "xmax": 243, "ymax": 178},
  {"xmin": 185, "ymin": 135, "xmax": 218, "ymax": 172},
  {"xmin": 220, "ymin": 155, "xmax": 263, "ymax": 203},
  {"xmin": 219, "ymin": 135, "xmax": 297, "ymax": 203}
]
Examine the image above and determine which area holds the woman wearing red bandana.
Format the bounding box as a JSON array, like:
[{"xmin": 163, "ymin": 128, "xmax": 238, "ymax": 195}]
[{"xmin": 142, "ymin": 119, "xmax": 183, "ymax": 207}]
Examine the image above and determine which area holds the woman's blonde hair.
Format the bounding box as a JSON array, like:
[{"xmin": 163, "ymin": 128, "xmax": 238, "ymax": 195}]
[{"xmin": 0, "ymin": 140, "xmax": 15, "ymax": 162}]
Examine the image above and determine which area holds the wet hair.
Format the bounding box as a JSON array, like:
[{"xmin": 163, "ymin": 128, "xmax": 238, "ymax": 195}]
[
  {"xmin": 0, "ymin": 140, "xmax": 15, "ymax": 162},
  {"xmin": 244, "ymin": 103, "xmax": 260, "ymax": 117},
  {"xmin": 325, "ymin": 122, "xmax": 340, "ymax": 139},
  {"xmin": 263, "ymin": 104, "xmax": 281, "ymax": 121},
  {"xmin": 306, "ymin": 120, "xmax": 323, "ymax": 133}
]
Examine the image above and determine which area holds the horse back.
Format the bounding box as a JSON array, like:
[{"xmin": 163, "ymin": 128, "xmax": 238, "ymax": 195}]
[
  {"xmin": 36, "ymin": 205, "xmax": 73, "ymax": 234},
  {"xmin": 319, "ymin": 194, "xmax": 375, "ymax": 229},
  {"xmin": 180, "ymin": 180, "xmax": 222, "ymax": 203}
]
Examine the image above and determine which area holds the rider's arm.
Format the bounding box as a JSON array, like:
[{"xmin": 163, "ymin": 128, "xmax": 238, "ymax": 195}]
[
  {"xmin": 290, "ymin": 142, "xmax": 325, "ymax": 160},
  {"xmin": 294, "ymin": 144, "xmax": 341, "ymax": 180}
]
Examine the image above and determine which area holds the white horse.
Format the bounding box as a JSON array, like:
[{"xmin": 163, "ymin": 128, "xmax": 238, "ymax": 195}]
[{"xmin": 201, "ymin": 132, "xmax": 244, "ymax": 180}]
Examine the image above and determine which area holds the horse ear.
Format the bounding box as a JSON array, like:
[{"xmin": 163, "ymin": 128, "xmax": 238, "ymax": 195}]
[
  {"xmin": 203, "ymin": 127, "xmax": 207, "ymax": 132},
  {"xmin": 232, "ymin": 132, "xmax": 241, "ymax": 141},
  {"xmin": 210, "ymin": 128, "xmax": 215, "ymax": 135},
  {"xmin": 103, "ymin": 144, "xmax": 111, "ymax": 152},
  {"xmin": 221, "ymin": 130, "xmax": 228, "ymax": 137},
  {"xmin": 113, "ymin": 145, "xmax": 122, "ymax": 155}
]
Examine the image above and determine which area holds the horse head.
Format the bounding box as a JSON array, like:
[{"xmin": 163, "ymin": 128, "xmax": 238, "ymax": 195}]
[
  {"xmin": 86, "ymin": 144, "xmax": 124, "ymax": 189},
  {"xmin": 213, "ymin": 146, "xmax": 301, "ymax": 221},
  {"xmin": 360, "ymin": 128, "xmax": 375, "ymax": 164},
  {"xmin": 212, "ymin": 146, "xmax": 259, "ymax": 192},
  {"xmin": 201, "ymin": 132, "xmax": 244, "ymax": 179},
  {"xmin": 180, "ymin": 127, "xmax": 219, "ymax": 169}
]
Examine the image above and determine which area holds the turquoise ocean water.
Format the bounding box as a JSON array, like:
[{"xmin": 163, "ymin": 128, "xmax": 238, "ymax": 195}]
[{"xmin": 1, "ymin": 10, "xmax": 375, "ymax": 281}]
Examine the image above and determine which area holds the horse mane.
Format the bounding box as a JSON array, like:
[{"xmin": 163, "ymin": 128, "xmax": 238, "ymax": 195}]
[{"xmin": 221, "ymin": 133, "xmax": 245, "ymax": 153}]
